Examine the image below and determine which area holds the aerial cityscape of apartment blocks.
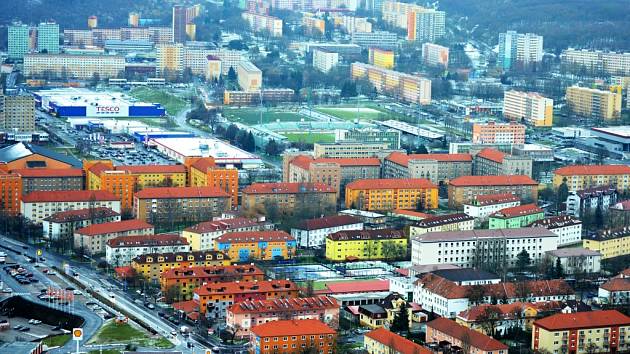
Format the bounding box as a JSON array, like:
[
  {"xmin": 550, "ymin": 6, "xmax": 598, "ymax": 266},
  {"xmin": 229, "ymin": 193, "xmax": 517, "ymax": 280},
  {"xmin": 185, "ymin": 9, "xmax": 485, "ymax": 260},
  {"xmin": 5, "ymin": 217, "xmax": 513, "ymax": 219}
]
[{"xmin": 1, "ymin": 0, "xmax": 629, "ymax": 352}]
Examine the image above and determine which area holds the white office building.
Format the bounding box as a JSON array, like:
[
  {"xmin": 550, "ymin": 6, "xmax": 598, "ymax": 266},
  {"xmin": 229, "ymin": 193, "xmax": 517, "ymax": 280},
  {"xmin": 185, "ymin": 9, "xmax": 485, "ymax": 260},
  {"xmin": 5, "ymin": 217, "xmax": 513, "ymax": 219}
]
[
  {"xmin": 291, "ymin": 215, "xmax": 364, "ymax": 248},
  {"xmin": 411, "ymin": 227, "xmax": 558, "ymax": 267},
  {"xmin": 312, "ymin": 49, "xmax": 339, "ymax": 73}
]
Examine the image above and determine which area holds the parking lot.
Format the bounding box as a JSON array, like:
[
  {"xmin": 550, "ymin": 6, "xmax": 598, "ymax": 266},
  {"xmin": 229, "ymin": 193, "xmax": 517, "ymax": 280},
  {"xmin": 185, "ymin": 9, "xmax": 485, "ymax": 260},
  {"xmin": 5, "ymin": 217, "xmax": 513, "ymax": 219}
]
[
  {"xmin": 90, "ymin": 142, "xmax": 175, "ymax": 166},
  {"xmin": 0, "ymin": 315, "xmax": 64, "ymax": 343}
]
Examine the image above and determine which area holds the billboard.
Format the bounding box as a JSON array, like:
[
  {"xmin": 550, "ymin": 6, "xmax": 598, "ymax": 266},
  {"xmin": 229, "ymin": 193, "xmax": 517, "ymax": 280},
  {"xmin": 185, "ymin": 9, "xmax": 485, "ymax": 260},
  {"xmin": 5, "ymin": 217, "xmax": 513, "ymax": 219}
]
[{"xmin": 86, "ymin": 104, "xmax": 130, "ymax": 117}]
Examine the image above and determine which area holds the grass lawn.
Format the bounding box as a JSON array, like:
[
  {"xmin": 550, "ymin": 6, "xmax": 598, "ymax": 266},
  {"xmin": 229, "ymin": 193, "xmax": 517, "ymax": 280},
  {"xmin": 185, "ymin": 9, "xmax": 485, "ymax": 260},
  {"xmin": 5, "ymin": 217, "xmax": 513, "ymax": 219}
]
[
  {"xmin": 283, "ymin": 132, "xmax": 335, "ymax": 144},
  {"xmin": 223, "ymin": 108, "xmax": 308, "ymax": 125},
  {"xmin": 129, "ymin": 87, "xmax": 188, "ymax": 116},
  {"xmin": 315, "ymin": 106, "xmax": 389, "ymax": 121},
  {"xmin": 42, "ymin": 334, "xmax": 71, "ymax": 347},
  {"xmin": 88, "ymin": 321, "xmax": 173, "ymax": 348}
]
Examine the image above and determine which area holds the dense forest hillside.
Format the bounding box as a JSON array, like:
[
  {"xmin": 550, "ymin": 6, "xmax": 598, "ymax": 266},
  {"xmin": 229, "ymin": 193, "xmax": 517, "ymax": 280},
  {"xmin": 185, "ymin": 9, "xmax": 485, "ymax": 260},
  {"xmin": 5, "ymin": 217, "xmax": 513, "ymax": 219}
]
[{"xmin": 440, "ymin": 0, "xmax": 630, "ymax": 52}]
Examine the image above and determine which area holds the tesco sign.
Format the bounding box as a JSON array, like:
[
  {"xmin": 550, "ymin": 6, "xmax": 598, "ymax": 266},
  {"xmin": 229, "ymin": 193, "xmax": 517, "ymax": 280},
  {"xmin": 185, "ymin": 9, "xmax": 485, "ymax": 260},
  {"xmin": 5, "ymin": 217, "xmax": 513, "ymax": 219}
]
[
  {"xmin": 96, "ymin": 106, "xmax": 120, "ymax": 113},
  {"xmin": 86, "ymin": 104, "xmax": 129, "ymax": 117}
]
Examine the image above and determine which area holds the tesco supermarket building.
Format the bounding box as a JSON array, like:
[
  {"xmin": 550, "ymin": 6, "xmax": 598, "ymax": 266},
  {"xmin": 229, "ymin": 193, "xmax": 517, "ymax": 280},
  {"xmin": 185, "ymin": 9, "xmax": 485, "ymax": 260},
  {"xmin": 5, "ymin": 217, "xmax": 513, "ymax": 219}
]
[{"xmin": 33, "ymin": 88, "xmax": 166, "ymax": 118}]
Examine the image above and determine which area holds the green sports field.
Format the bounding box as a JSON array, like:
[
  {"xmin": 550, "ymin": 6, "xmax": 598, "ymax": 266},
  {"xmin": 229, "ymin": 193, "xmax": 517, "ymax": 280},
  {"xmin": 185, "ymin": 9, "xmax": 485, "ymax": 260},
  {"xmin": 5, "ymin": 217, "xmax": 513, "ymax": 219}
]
[
  {"xmin": 283, "ymin": 132, "xmax": 335, "ymax": 144},
  {"xmin": 315, "ymin": 106, "xmax": 389, "ymax": 121},
  {"xmin": 223, "ymin": 108, "xmax": 308, "ymax": 125}
]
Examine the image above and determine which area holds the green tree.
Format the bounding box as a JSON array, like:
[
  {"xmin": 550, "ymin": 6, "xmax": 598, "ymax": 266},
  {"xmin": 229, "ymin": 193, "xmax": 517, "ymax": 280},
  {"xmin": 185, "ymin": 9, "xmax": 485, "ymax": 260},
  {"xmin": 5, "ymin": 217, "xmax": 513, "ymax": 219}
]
[
  {"xmin": 477, "ymin": 305, "xmax": 502, "ymax": 337},
  {"xmin": 390, "ymin": 306, "xmax": 409, "ymax": 334},
  {"xmin": 227, "ymin": 67, "xmax": 237, "ymax": 82},
  {"xmin": 555, "ymin": 258, "xmax": 564, "ymax": 278},
  {"xmin": 340, "ymin": 81, "xmax": 357, "ymax": 98},
  {"xmin": 556, "ymin": 177, "xmax": 569, "ymax": 213},
  {"xmin": 265, "ymin": 139, "xmax": 283, "ymax": 155},
  {"xmin": 516, "ymin": 249, "xmax": 531, "ymax": 273},
  {"xmin": 466, "ymin": 285, "xmax": 486, "ymax": 305}
]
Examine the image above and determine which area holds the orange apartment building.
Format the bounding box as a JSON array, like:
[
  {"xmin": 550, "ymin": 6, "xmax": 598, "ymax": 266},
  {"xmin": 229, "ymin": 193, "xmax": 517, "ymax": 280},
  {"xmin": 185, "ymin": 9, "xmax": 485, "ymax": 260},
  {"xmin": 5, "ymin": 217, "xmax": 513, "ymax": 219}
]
[
  {"xmin": 186, "ymin": 157, "xmax": 239, "ymax": 207},
  {"xmin": 250, "ymin": 319, "xmax": 337, "ymax": 354},
  {"xmin": 227, "ymin": 296, "xmax": 340, "ymax": 338},
  {"xmin": 471, "ymin": 121, "xmax": 526, "ymax": 144},
  {"xmin": 193, "ymin": 280, "xmax": 298, "ymax": 319},
  {"xmin": 84, "ymin": 160, "xmax": 187, "ymax": 210},
  {"xmin": 284, "ymin": 155, "xmax": 381, "ymax": 196},
  {"xmin": 160, "ymin": 264, "xmax": 265, "ymax": 299},
  {"xmin": 345, "ymin": 178, "xmax": 439, "ymax": 211},
  {"xmin": 0, "ymin": 168, "xmax": 22, "ymax": 215},
  {"xmin": 448, "ymin": 175, "xmax": 539, "ymax": 209}
]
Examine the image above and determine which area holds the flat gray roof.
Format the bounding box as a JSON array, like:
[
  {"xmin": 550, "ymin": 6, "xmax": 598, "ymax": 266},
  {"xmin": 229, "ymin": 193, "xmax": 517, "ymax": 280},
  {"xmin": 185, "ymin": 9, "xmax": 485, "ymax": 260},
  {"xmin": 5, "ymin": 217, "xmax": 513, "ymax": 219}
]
[{"xmin": 415, "ymin": 227, "xmax": 557, "ymax": 243}]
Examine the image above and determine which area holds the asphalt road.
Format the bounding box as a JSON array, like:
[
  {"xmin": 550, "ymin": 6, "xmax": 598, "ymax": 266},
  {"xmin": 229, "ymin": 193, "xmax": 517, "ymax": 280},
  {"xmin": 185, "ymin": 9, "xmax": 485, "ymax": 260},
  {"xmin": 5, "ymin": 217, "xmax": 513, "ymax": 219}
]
[
  {"xmin": 0, "ymin": 237, "xmax": 103, "ymax": 354},
  {"xmin": 0, "ymin": 236, "xmax": 248, "ymax": 354}
]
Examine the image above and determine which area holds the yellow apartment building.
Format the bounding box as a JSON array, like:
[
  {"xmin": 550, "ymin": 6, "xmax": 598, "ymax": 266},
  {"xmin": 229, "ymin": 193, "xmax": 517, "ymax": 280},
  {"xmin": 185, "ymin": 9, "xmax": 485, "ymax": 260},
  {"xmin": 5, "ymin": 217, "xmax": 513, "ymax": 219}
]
[
  {"xmin": 130, "ymin": 250, "xmax": 230, "ymax": 282},
  {"xmin": 583, "ymin": 227, "xmax": 630, "ymax": 259},
  {"xmin": 532, "ymin": 310, "xmax": 630, "ymax": 354},
  {"xmin": 325, "ymin": 229, "xmax": 406, "ymax": 261},
  {"xmin": 553, "ymin": 164, "xmax": 630, "ymax": 191},
  {"xmin": 566, "ymin": 85, "xmax": 622, "ymax": 120},
  {"xmin": 345, "ymin": 178, "xmax": 438, "ymax": 211}
]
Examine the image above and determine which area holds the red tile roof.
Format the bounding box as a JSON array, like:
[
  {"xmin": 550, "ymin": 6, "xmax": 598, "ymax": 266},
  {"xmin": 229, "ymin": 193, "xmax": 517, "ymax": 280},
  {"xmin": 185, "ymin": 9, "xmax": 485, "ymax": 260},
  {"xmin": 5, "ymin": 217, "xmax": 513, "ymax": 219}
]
[
  {"xmin": 135, "ymin": 186, "xmax": 229, "ymax": 199},
  {"xmin": 242, "ymin": 182, "xmax": 336, "ymax": 194},
  {"xmin": 22, "ymin": 190, "xmax": 119, "ymax": 203},
  {"xmin": 43, "ymin": 207, "xmax": 119, "ymax": 223},
  {"xmin": 13, "ymin": 168, "xmax": 84, "ymax": 178},
  {"xmin": 476, "ymin": 148, "xmax": 506, "ymax": 163},
  {"xmin": 88, "ymin": 162, "xmax": 113, "ymax": 176},
  {"xmin": 161, "ymin": 264, "xmax": 264, "ymax": 280},
  {"xmin": 296, "ymin": 215, "xmax": 362, "ymax": 230},
  {"xmin": 457, "ymin": 302, "xmax": 531, "ymax": 322},
  {"xmin": 321, "ymin": 279, "xmax": 390, "ymax": 294},
  {"xmin": 107, "ymin": 234, "xmax": 188, "ymax": 248},
  {"xmin": 365, "ymin": 328, "xmax": 431, "ymax": 354},
  {"xmin": 291, "ymin": 155, "xmax": 381, "ymax": 169},
  {"xmin": 555, "ymin": 165, "xmax": 630, "ymax": 176},
  {"xmin": 386, "ymin": 152, "xmax": 472, "ymax": 167},
  {"xmin": 346, "ymin": 178, "xmax": 437, "ymax": 190},
  {"xmin": 114, "ymin": 266, "xmax": 134, "ymax": 279},
  {"xmin": 191, "ymin": 158, "xmax": 217, "ymax": 172},
  {"xmin": 172, "ymin": 300, "xmax": 199, "ymax": 313},
  {"xmin": 491, "ymin": 203, "xmax": 543, "ymax": 218},
  {"xmin": 117, "ymin": 165, "xmax": 187, "ymax": 174},
  {"xmin": 194, "ymin": 279, "xmax": 297, "ymax": 296},
  {"xmin": 184, "ymin": 217, "xmax": 263, "ymax": 233},
  {"xmin": 418, "ymin": 274, "xmax": 574, "ymax": 300},
  {"xmin": 482, "ymin": 279, "xmax": 574, "ymax": 299},
  {"xmin": 427, "ymin": 318, "xmax": 508, "ymax": 351},
  {"xmin": 229, "ymin": 296, "xmax": 338, "ymax": 314},
  {"xmin": 392, "ymin": 209, "xmax": 432, "ymax": 219},
  {"xmin": 215, "ymin": 230, "xmax": 295, "ymax": 244},
  {"xmin": 472, "ymin": 193, "xmax": 520, "ymax": 206},
  {"xmin": 449, "ymin": 175, "xmax": 538, "ymax": 187},
  {"xmin": 251, "ymin": 319, "xmax": 336, "ymax": 337},
  {"xmin": 76, "ymin": 219, "xmax": 154, "ymax": 236},
  {"xmin": 533, "ymin": 310, "xmax": 630, "ymax": 331},
  {"xmin": 600, "ymin": 278, "xmax": 630, "ymax": 292},
  {"xmin": 417, "ymin": 273, "xmax": 468, "ymax": 299}
]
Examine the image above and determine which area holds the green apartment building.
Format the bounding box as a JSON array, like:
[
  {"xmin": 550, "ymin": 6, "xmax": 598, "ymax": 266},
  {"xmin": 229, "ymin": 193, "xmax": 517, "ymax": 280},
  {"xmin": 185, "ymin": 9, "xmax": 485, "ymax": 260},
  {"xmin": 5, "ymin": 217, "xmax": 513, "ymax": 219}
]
[
  {"xmin": 8, "ymin": 24, "xmax": 30, "ymax": 60},
  {"xmin": 37, "ymin": 22, "xmax": 60, "ymax": 54},
  {"xmin": 489, "ymin": 203, "xmax": 544, "ymax": 229}
]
